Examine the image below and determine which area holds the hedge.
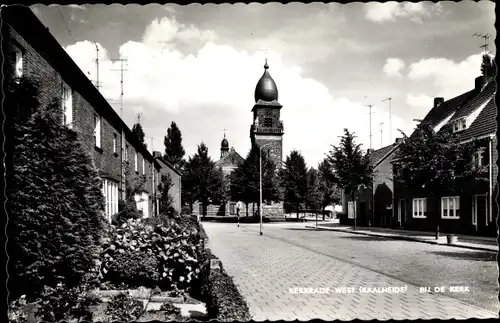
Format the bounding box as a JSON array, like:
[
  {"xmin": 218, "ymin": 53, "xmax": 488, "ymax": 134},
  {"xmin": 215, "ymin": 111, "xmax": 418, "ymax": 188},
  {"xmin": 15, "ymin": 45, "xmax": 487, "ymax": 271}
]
[{"xmin": 204, "ymin": 252, "xmax": 252, "ymax": 322}]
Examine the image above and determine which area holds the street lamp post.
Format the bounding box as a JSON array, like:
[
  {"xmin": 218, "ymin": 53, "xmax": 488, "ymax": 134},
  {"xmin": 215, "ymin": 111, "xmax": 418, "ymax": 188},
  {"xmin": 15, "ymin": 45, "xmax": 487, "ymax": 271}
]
[{"xmin": 259, "ymin": 143, "xmax": 272, "ymax": 236}]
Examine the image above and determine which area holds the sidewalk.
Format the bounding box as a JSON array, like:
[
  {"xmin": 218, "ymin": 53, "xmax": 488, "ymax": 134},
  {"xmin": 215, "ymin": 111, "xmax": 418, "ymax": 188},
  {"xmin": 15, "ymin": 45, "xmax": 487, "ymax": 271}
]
[{"xmin": 305, "ymin": 224, "xmax": 498, "ymax": 253}]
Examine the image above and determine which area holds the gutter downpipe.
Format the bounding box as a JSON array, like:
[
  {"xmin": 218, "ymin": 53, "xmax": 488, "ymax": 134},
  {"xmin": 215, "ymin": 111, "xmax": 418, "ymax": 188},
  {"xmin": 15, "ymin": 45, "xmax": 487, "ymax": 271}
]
[{"xmin": 488, "ymin": 137, "xmax": 493, "ymax": 227}]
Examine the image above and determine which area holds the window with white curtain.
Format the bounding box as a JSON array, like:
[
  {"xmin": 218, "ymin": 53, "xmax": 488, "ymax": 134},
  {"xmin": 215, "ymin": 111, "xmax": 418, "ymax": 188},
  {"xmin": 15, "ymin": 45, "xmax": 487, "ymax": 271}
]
[
  {"xmin": 102, "ymin": 179, "xmax": 119, "ymax": 223},
  {"xmin": 14, "ymin": 46, "xmax": 23, "ymax": 78},
  {"xmin": 134, "ymin": 152, "xmax": 138, "ymax": 172},
  {"xmin": 441, "ymin": 196, "xmax": 460, "ymax": 219},
  {"xmin": 94, "ymin": 114, "xmax": 101, "ymax": 148},
  {"xmin": 412, "ymin": 198, "xmax": 427, "ymax": 218},
  {"xmin": 142, "ymin": 158, "xmax": 145, "ymax": 175},
  {"xmin": 62, "ymin": 86, "xmax": 73, "ymax": 128}
]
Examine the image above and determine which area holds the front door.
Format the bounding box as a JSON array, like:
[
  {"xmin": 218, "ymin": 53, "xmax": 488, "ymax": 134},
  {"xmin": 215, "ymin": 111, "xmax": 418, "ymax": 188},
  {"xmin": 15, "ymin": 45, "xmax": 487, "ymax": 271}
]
[{"xmin": 473, "ymin": 195, "xmax": 488, "ymax": 230}]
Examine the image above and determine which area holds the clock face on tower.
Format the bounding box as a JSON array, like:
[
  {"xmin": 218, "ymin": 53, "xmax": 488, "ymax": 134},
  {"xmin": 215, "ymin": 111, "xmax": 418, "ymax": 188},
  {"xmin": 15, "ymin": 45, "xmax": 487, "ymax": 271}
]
[{"xmin": 265, "ymin": 109, "xmax": 272, "ymax": 116}]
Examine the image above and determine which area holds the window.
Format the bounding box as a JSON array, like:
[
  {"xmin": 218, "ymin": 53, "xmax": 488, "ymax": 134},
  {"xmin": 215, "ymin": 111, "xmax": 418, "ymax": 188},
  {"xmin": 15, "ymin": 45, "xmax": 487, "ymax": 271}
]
[
  {"xmin": 113, "ymin": 134, "xmax": 117, "ymax": 154},
  {"xmin": 14, "ymin": 46, "xmax": 23, "ymax": 78},
  {"xmin": 472, "ymin": 148, "xmax": 486, "ymax": 167},
  {"xmin": 102, "ymin": 179, "xmax": 119, "ymax": 223},
  {"xmin": 264, "ymin": 117, "xmax": 273, "ymax": 127},
  {"xmin": 142, "ymin": 158, "xmax": 145, "ymax": 175},
  {"xmin": 125, "ymin": 144, "xmax": 129, "ymax": 161},
  {"xmin": 134, "ymin": 153, "xmax": 138, "ymax": 172},
  {"xmin": 412, "ymin": 198, "xmax": 427, "ymax": 218},
  {"xmin": 452, "ymin": 118, "xmax": 466, "ymax": 133},
  {"xmin": 94, "ymin": 114, "xmax": 101, "ymax": 148},
  {"xmin": 230, "ymin": 203, "xmax": 236, "ymax": 215},
  {"xmin": 62, "ymin": 86, "xmax": 73, "ymax": 127},
  {"xmin": 442, "ymin": 196, "xmax": 460, "ymax": 219}
]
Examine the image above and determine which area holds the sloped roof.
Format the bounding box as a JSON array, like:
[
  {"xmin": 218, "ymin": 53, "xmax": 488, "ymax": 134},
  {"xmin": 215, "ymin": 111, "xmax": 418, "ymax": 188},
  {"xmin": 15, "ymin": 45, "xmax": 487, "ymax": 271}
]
[
  {"xmin": 420, "ymin": 90, "xmax": 475, "ymax": 129},
  {"xmin": 215, "ymin": 148, "xmax": 244, "ymax": 167},
  {"xmin": 450, "ymin": 81, "xmax": 496, "ymax": 122},
  {"xmin": 370, "ymin": 143, "xmax": 399, "ymax": 168},
  {"xmin": 458, "ymin": 96, "xmax": 497, "ymax": 141}
]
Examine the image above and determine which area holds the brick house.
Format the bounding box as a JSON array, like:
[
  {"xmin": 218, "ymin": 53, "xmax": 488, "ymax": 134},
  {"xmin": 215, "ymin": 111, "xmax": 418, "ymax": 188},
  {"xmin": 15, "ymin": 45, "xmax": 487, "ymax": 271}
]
[
  {"xmin": 343, "ymin": 139, "xmax": 402, "ymax": 227},
  {"xmin": 152, "ymin": 151, "xmax": 183, "ymax": 214},
  {"xmin": 392, "ymin": 75, "xmax": 497, "ymax": 236},
  {"xmin": 2, "ymin": 6, "xmax": 171, "ymax": 221}
]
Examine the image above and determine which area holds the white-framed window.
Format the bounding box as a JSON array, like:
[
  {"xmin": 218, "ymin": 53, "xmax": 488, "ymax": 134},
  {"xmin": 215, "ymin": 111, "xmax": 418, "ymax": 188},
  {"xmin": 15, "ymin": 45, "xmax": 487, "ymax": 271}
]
[
  {"xmin": 125, "ymin": 144, "xmax": 129, "ymax": 161},
  {"xmin": 94, "ymin": 114, "xmax": 101, "ymax": 148},
  {"xmin": 472, "ymin": 148, "xmax": 486, "ymax": 167},
  {"xmin": 62, "ymin": 86, "xmax": 73, "ymax": 127},
  {"xmin": 135, "ymin": 191, "xmax": 149, "ymax": 218},
  {"xmin": 113, "ymin": 134, "xmax": 117, "ymax": 154},
  {"xmin": 452, "ymin": 118, "xmax": 467, "ymax": 133},
  {"xmin": 441, "ymin": 196, "xmax": 460, "ymax": 219},
  {"xmin": 14, "ymin": 46, "xmax": 23, "ymax": 78},
  {"xmin": 412, "ymin": 198, "xmax": 427, "ymax": 218},
  {"xmin": 134, "ymin": 152, "xmax": 138, "ymax": 172},
  {"xmin": 142, "ymin": 158, "xmax": 145, "ymax": 175},
  {"xmin": 102, "ymin": 179, "xmax": 119, "ymax": 223}
]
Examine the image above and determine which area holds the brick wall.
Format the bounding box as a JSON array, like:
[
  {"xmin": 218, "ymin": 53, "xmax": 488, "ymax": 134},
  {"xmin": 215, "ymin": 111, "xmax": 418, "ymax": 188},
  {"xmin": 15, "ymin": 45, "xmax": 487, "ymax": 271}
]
[{"xmin": 252, "ymin": 137, "xmax": 283, "ymax": 169}]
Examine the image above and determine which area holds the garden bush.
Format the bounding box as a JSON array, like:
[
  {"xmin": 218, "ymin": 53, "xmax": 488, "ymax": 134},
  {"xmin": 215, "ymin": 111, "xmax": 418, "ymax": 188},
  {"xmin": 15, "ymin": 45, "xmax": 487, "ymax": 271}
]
[
  {"xmin": 105, "ymin": 292, "xmax": 144, "ymax": 322},
  {"xmin": 6, "ymin": 78, "xmax": 105, "ymax": 302},
  {"xmin": 100, "ymin": 217, "xmax": 205, "ymax": 293}
]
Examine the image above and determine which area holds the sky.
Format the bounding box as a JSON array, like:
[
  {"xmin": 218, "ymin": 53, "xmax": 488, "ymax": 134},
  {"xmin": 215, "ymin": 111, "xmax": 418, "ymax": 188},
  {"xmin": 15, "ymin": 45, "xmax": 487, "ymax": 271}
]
[{"xmin": 30, "ymin": 2, "xmax": 496, "ymax": 168}]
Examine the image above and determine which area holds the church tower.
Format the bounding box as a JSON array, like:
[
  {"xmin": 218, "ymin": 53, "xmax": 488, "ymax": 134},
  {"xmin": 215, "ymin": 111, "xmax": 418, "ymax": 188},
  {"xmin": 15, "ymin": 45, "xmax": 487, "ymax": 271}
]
[
  {"xmin": 250, "ymin": 59, "xmax": 284, "ymax": 169},
  {"xmin": 220, "ymin": 131, "xmax": 229, "ymax": 159}
]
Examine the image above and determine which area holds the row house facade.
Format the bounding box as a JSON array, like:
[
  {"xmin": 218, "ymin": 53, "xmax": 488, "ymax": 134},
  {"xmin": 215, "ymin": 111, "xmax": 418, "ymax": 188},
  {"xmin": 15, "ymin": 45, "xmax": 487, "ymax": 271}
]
[
  {"xmin": 153, "ymin": 151, "xmax": 183, "ymax": 214},
  {"xmin": 2, "ymin": 6, "xmax": 177, "ymax": 222},
  {"xmin": 392, "ymin": 75, "xmax": 497, "ymax": 237}
]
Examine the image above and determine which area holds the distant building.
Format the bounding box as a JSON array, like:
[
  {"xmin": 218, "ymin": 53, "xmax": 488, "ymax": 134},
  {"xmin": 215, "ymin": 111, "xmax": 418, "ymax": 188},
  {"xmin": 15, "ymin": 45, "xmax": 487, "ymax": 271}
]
[
  {"xmin": 192, "ymin": 60, "xmax": 285, "ymax": 217},
  {"xmin": 152, "ymin": 152, "xmax": 183, "ymax": 214},
  {"xmin": 392, "ymin": 75, "xmax": 497, "ymax": 236},
  {"xmin": 2, "ymin": 6, "xmax": 181, "ymax": 221}
]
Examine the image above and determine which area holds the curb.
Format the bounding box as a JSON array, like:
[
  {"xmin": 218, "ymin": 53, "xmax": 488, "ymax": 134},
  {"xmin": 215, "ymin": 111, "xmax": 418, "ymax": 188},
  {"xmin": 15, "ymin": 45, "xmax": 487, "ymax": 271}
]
[{"xmin": 305, "ymin": 226, "xmax": 497, "ymax": 253}]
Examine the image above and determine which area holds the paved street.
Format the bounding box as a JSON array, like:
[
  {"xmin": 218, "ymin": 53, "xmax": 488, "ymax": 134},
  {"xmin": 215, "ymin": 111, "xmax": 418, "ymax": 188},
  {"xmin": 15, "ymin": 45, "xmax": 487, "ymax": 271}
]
[{"xmin": 203, "ymin": 222, "xmax": 498, "ymax": 321}]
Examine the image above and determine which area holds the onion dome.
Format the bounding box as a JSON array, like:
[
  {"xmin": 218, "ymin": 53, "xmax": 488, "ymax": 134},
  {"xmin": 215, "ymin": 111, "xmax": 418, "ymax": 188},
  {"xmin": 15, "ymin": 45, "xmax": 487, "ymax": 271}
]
[
  {"xmin": 221, "ymin": 138, "xmax": 229, "ymax": 148},
  {"xmin": 254, "ymin": 59, "xmax": 278, "ymax": 103}
]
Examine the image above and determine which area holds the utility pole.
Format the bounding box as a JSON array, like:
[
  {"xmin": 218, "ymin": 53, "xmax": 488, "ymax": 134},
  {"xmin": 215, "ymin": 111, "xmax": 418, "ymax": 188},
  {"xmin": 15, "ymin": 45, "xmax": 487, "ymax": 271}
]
[
  {"xmin": 111, "ymin": 58, "xmax": 128, "ymax": 119},
  {"xmin": 367, "ymin": 104, "xmax": 374, "ymax": 149},
  {"xmin": 381, "ymin": 98, "xmax": 392, "ymax": 143},
  {"xmin": 137, "ymin": 112, "xmax": 142, "ymax": 124},
  {"xmin": 379, "ymin": 122, "xmax": 384, "ymax": 148},
  {"xmin": 93, "ymin": 41, "xmax": 100, "ymax": 91}
]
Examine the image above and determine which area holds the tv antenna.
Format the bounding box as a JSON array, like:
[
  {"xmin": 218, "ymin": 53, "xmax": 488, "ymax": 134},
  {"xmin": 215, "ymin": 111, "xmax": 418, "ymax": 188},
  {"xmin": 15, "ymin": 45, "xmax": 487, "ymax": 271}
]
[
  {"xmin": 93, "ymin": 41, "xmax": 100, "ymax": 91},
  {"xmin": 111, "ymin": 57, "xmax": 128, "ymax": 119},
  {"xmin": 367, "ymin": 104, "xmax": 374, "ymax": 149},
  {"xmin": 379, "ymin": 122, "xmax": 384, "ymax": 147},
  {"xmin": 473, "ymin": 33, "xmax": 491, "ymax": 55}
]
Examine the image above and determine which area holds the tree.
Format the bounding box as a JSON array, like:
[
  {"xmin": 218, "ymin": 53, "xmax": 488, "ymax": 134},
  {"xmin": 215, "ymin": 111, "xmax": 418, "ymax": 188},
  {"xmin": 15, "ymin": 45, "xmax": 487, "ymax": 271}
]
[
  {"xmin": 158, "ymin": 173, "xmax": 176, "ymax": 217},
  {"xmin": 305, "ymin": 167, "xmax": 322, "ymax": 213},
  {"xmin": 481, "ymin": 54, "xmax": 496, "ymax": 78},
  {"xmin": 393, "ymin": 121, "xmax": 487, "ymax": 234},
  {"xmin": 327, "ymin": 129, "xmax": 373, "ymax": 207},
  {"xmin": 318, "ymin": 158, "xmax": 342, "ymax": 216},
  {"xmin": 229, "ymin": 144, "xmax": 280, "ymax": 216},
  {"xmin": 182, "ymin": 143, "xmax": 225, "ymax": 217},
  {"xmin": 114, "ymin": 164, "xmax": 147, "ymax": 226},
  {"xmin": 132, "ymin": 123, "xmax": 147, "ymax": 148},
  {"xmin": 164, "ymin": 121, "xmax": 186, "ymax": 170},
  {"xmin": 279, "ymin": 150, "xmax": 308, "ymax": 219},
  {"xmin": 6, "ymin": 77, "xmax": 105, "ymax": 302}
]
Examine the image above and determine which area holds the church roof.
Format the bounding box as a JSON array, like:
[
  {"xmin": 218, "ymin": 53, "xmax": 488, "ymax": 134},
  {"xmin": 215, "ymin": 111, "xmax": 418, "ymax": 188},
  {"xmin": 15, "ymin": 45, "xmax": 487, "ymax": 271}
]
[
  {"xmin": 216, "ymin": 147, "xmax": 244, "ymax": 167},
  {"xmin": 254, "ymin": 59, "xmax": 279, "ymax": 103}
]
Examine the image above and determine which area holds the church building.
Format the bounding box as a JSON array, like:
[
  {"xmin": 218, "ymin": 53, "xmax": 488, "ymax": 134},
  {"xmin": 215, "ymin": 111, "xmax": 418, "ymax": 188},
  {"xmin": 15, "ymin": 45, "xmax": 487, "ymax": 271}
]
[{"xmin": 193, "ymin": 59, "xmax": 285, "ymax": 217}]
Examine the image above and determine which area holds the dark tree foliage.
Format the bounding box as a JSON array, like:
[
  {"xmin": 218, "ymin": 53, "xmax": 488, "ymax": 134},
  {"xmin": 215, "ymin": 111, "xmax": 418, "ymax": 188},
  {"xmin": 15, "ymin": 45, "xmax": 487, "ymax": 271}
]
[
  {"xmin": 481, "ymin": 54, "xmax": 497, "ymax": 78},
  {"xmin": 327, "ymin": 128, "xmax": 374, "ymax": 201},
  {"xmin": 279, "ymin": 150, "xmax": 308, "ymax": 218},
  {"xmin": 132, "ymin": 123, "xmax": 147, "ymax": 148},
  {"xmin": 305, "ymin": 167, "xmax": 322, "ymax": 211},
  {"xmin": 393, "ymin": 121, "xmax": 487, "ymax": 196},
  {"xmin": 158, "ymin": 173, "xmax": 177, "ymax": 217},
  {"xmin": 229, "ymin": 144, "xmax": 281, "ymax": 215},
  {"xmin": 6, "ymin": 77, "xmax": 105, "ymax": 302},
  {"xmin": 318, "ymin": 158, "xmax": 342, "ymax": 211},
  {"xmin": 182, "ymin": 143, "xmax": 225, "ymax": 216},
  {"xmin": 164, "ymin": 121, "xmax": 186, "ymax": 171}
]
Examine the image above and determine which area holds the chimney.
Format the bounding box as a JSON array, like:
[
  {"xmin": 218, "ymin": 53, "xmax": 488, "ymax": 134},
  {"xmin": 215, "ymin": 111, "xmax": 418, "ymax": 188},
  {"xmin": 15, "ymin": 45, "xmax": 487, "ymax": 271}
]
[
  {"xmin": 367, "ymin": 148, "xmax": 375, "ymax": 155},
  {"xmin": 475, "ymin": 76, "xmax": 487, "ymax": 92},
  {"xmin": 153, "ymin": 151, "xmax": 162, "ymax": 158},
  {"xmin": 433, "ymin": 97, "xmax": 444, "ymax": 108},
  {"xmin": 395, "ymin": 137, "xmax": 404, "ymax": 144}
]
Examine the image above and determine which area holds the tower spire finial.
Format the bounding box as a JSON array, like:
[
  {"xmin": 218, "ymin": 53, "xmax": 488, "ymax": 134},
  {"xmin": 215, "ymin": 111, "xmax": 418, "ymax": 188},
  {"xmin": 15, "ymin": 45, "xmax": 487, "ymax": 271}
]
[
  {"xmin": 264, "ymin": 58, "xmax": 269, "ymax": 70},
  {"xmin": 223, "ymin": 128, "xmax": 227, "ymax": 138}
]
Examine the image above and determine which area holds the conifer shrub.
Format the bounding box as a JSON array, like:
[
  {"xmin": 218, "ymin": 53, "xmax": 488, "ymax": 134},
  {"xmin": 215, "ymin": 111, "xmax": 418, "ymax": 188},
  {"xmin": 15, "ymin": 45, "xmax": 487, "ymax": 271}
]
[{"xmin": 6, "ymin": 76, "xmax": 105, "ymax": 303}]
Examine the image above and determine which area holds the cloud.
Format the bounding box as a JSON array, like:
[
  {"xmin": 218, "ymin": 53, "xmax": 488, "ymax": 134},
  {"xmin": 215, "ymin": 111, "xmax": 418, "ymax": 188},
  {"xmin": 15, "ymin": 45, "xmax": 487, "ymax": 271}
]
[
  {"xmin": 65, "ymin": 16, "xmax": 410, "ymax": 168},
  {"xmin": 67, "ymin": 4, "xmax": 87, "ymax": 10},
  {"xmin": 383, "ymin": 58, "xmax": 406, "ymax": 77},
  {"xmin": 405, "ymin": 94, "xmax": 434, "ymax": 110},
  {"xmin": 407, "ymin": 53, "xmax": 483, "ymax": 100},
  {"xmin": 365, "ymin": 2, "xmax": 440, "ymax": 23}
]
